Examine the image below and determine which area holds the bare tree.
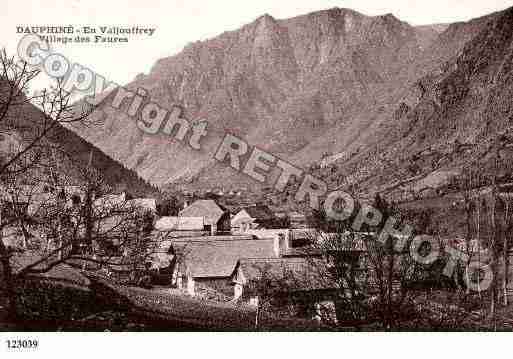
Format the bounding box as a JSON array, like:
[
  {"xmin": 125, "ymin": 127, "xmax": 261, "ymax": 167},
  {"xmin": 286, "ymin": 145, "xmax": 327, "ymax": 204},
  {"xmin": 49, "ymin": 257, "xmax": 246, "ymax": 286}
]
[{"xmin": 0, "ymin": 49, "xmax": 156, "ymax": 322}]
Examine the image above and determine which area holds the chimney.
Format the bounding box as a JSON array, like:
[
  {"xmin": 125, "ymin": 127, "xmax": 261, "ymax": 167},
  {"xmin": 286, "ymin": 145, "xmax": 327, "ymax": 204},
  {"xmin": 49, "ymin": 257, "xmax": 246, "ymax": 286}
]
[
  {"xmin": 283, "ymin": 230, "xmax": 290, "ymax": 254},
  {"xmin": 187, "ymin": 275, "xmax": 195, "ymax": 296},
  {"xmin": 274, "ymin": 230, "xmax": 290, "ymax": 257}
]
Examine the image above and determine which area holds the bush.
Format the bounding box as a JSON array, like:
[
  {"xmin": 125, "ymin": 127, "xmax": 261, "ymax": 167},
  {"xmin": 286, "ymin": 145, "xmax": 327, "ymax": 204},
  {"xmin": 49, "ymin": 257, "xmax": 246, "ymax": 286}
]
[{"xmin": 14, "ymin": 278, "xmax": 108, "ymax": 321}]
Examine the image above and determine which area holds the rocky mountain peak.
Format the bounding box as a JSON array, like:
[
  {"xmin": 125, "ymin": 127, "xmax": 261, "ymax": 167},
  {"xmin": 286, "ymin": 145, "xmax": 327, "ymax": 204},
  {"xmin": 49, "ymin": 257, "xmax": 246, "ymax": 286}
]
[{"xmin": 69, "ymin": 6, "xmax": 513, "ymax": 194}]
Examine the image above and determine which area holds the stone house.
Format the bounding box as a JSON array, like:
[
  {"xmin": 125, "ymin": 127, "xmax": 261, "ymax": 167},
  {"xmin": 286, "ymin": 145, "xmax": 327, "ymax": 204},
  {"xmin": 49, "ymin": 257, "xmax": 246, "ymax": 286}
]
[
  {"xmin": 231, "ymin": 204, "xmax": 276, "ymax": 232},
  {"xmin": 230, "ymin": 257, "xmax": 339, "ymax": 322},
  {"xmin": 169, "ymin": 236, "xmax": 279, "ymax": 296},
  {"xmin": 178, "ymin": 199, "xmax": 230, "ymax": 235}
]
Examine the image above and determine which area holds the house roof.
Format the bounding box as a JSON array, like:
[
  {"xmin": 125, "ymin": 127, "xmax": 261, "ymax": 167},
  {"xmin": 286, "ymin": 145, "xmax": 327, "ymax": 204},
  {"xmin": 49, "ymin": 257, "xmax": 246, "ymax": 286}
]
[
  {"xmin": 127, "ymin": 198, "xmax": 157, "ymax": 212},
  {"xmin": 244, "ymin": 229, "xmax": 289, "ymax": 241},
  {"xmin": 0, "ymin": 183, "xmax": 57, "ymax": 211},
  {"xmin": 179, "ymin": 200, "xmax": 226, "ymax": 225},
  {"xmin": 233, "ymin": 257, "xmax": 336, "ymax": 292},
  {"xmin": 172, "ymin": 238, "xmax": 277, "ymax": 278},
  {"xmin": 94, "ymin": 192, "xmax": 127, "ymax": 210},
  {"xmin": 288, "ymin": 211, "xmax": 306, "ymax": 220},
  {"xmin": 155, "ymin": 216, "xmax": 205, "ymax": 231},
  {"xmin": 0, "ymin": 184, "xmax": 89, "ymax": 216}
]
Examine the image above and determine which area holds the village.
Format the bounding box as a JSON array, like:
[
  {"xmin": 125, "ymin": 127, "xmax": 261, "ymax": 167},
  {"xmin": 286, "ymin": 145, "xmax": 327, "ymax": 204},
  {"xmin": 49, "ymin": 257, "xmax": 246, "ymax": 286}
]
[
  {"xmin": 0, "ymin": 180, "xmax": 352, "ymax": 326},
  {"xmin": 3, "ymin": 1, "xmax": 513, "ymax": 335},
  {"xmin": 4, "ymin": 171, "xmax": 513, "ymax": 331}
]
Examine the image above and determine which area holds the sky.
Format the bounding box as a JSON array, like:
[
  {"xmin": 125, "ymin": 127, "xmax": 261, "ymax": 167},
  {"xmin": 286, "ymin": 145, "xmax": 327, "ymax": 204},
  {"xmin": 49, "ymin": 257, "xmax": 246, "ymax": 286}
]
[{"xmin": 1, "ymin": 0, "xmax": 512, "ymax": 88}]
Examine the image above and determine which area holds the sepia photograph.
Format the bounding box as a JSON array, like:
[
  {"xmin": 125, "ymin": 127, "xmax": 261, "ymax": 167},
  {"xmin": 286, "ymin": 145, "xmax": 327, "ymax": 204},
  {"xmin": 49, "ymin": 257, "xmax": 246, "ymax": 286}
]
[{"xmin": 1, "ymin": 0, "xmax": 513, "ymax": 355}]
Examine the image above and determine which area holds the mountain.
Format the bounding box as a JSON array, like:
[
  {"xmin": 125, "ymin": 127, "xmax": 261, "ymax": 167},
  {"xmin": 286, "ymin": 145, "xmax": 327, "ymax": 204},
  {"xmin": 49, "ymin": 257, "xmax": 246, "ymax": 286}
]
[
  {"xmin": 312, "ymin": 6, "xmax": 513, "ymax": 199},
  {"xmin": 378, "ymin": 7, "xmax": 513, "ymax": 188},
  {"xmin": 70, "ymin": 6, "xmax": 513, "ymax": 197}
]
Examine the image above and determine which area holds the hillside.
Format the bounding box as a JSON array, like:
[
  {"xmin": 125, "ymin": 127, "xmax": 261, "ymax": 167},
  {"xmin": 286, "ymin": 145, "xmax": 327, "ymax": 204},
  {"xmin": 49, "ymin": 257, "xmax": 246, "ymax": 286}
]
[
  {"xmin": 69, "ymin": 6, "xmax": 513, "ymax": 197},
  {"xmin": 0, "ymin": 80, "xmax": 157, "ymax": 196},
  {"xmin": 335, "ymin": 6, "xmax": 513, "ymax": 199}
]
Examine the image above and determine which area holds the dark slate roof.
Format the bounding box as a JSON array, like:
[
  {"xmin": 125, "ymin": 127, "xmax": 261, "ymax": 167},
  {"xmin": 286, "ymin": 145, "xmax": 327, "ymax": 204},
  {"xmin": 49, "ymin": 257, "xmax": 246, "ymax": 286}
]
[
  {"xmin": 155, "ymin": 216, "xmax": 205, "ymax": 231},
  {"xmin": 179, "ymin": 200, "xmax": 226, "ymax": 225},
  {"xmin": 233, "ymin": 257, "xmax": 337, "ymax": 292},
  {"xmin": 242, "ymin": 205, "xmax": 275, "ymax": 220},
  {"xmin": 172, "ymin": 238, "xmax": 277, "ymax": 278}
]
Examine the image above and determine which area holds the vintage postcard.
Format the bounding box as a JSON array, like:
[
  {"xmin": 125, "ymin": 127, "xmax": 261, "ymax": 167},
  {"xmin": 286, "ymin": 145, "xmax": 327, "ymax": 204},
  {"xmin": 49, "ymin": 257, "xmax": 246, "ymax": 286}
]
[{"xmin": 1, "ymin": 0, "xmax": 513, "ymax": 356}]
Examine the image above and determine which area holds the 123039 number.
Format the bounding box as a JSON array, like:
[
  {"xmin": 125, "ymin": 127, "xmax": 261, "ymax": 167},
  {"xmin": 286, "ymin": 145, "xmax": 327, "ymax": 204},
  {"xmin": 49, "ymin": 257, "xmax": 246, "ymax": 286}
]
[{"xmin": 6, "ymin": 339, "xmax": 39, "ymax": 350}]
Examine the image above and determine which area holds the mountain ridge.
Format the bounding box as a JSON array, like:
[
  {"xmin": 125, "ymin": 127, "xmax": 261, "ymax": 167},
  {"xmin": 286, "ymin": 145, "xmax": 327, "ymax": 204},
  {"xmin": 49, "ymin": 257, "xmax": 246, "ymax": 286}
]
[{"xmin": 68, "ymin": 6, "xmax": 513, "ymax": 197}]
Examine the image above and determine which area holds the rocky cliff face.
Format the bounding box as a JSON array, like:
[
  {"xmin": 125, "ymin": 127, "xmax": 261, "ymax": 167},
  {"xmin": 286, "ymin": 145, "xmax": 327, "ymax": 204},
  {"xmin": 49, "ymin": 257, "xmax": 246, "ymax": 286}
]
[
  {"xmin": 71, "ymin": 6, "xmax": 513, "ymax": 194},
  {"xmin": 334, "ymin": 7, "xmax": 513, "ymax": 196}
]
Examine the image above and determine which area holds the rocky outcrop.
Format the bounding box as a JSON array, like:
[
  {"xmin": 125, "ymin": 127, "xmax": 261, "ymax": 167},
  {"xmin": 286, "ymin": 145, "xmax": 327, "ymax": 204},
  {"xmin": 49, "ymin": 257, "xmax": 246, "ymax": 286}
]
[{"xmin": 69, "ymin": 6, "xmax": 513, "ymax": 193}]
